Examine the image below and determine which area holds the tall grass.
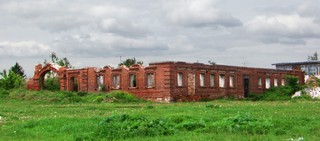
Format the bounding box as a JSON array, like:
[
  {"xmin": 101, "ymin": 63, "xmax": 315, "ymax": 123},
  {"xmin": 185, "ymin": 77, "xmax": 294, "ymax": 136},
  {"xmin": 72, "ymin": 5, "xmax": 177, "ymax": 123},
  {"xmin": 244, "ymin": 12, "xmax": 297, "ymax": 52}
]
[{"xmin": 5, "ymin": 89, "xmax": 144, "ymax": 104}]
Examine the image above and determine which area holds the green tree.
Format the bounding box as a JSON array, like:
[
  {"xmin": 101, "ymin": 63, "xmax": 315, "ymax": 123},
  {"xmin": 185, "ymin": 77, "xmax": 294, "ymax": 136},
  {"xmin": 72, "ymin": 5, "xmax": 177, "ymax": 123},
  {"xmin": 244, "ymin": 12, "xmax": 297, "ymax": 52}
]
[
  {"xmin": 308, "ymin": 52, "xmax": 318, "ymax": 61},
  {"xmin": 208, "ymin": 60, "xmax": 216, "ymax": 65},
  {"xmin": 118, "ymin": 58, "xmax": 143, "ymax": 68},
  {"xmin": 44, "ymin": 52, "xmax": 72, "ymax": 78},
  {"xmin": 10, "ymin": 62, "xmax": 26, "ymax": 78},
  {"xmin": 285, "ymin": 75, "xmax": 301, "ymax": 92},
  {"xmin": 0, "ymin": 69, "xmax": 24, "ymax": 90},
  {"xmin": 44, "ymin": 52, "xmax": 72, "ymax": 68}
]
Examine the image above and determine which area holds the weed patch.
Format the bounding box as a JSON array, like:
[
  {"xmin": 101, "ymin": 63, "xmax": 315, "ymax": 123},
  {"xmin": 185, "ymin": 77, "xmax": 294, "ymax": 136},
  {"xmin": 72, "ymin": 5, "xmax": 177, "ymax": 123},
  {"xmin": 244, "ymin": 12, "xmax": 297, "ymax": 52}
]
[
  {"xmin": 212, "ymin": 112, "xmax": 273, "ymax": 134},
  {"xmin": 205, "ymin": 104, "xmax": 222, "ymax": 109},
  {"xmin": 247, "ymin": 86, "xmax": 295, "ymax": 101},
  {"xmin": 96, "ymin": 112, "xmax": 274, "ymax": 140},
  {"xmin": 5, "ymin": 89, "xmax": 144, "ymax": 104},
  {"xmin": 0, "ymin": 88, "xmax": 9, "ymax": 98},
  {"xmin": 96, "ymin": 114, "xmax": 174, "ymax": 140}
]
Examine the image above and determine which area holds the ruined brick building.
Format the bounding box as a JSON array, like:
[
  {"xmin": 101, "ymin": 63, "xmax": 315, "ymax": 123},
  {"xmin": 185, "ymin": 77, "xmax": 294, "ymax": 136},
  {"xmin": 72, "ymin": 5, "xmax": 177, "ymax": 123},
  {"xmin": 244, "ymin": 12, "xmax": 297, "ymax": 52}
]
[{"xmin": 27, "ymin": 61, "xmax": 304, "ymax": 102}]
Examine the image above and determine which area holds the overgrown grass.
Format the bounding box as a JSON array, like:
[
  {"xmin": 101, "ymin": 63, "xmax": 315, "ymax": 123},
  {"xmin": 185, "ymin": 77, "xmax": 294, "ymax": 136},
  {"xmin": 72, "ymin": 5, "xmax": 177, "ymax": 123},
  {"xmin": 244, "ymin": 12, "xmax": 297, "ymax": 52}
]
[
  {"xmin": 1, "ymin": 90, "xmax": 320, "ymax": 140},
  {"xmin": 245, "ymin": 85, "xmax": 315, "ymax": 101},
  {"xmin": 4, "ymin": 89, "xmax": 145, "ymax": 104}
]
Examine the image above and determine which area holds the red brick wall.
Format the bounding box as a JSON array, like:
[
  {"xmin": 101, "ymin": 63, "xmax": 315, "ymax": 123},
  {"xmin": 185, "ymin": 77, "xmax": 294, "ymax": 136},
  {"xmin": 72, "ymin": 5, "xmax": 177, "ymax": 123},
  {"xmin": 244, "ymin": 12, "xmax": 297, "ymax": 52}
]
[
  {"xmin": 152, "ymin": 62, "xmax": 305, "ymax": 102},
  {"xmin": 27, "ymin": 62, "xmax": 305, "ymax": 102}
]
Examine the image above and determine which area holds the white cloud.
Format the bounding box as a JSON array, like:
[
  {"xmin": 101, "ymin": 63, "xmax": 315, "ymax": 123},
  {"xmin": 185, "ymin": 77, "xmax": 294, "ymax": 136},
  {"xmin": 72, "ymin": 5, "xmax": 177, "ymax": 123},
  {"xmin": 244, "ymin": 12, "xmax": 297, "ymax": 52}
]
[
  {"xmin": 52, "ymin": 33, "xmax": 169, "ymax": 58},
  {"xmin": 99, "ymin": 18, "xmax": 149, "ymax": 37},
  {"xmin": 0, "ymin": 41, "xmax": 51, "ymax": 57},
  {"xmin": 165, "ymin": 0, "xmax": 242, "ymax": 27},
  {"xmin": 0, "ymin": 0, "xmax": 92, "ymax": 32},
  {"xmin": 246, "ymin": 14, "xmax": 320, "ymax": 38},
  {"xmin": 297, "ymin": 0, "xmax": 320, "ymax": 17}
]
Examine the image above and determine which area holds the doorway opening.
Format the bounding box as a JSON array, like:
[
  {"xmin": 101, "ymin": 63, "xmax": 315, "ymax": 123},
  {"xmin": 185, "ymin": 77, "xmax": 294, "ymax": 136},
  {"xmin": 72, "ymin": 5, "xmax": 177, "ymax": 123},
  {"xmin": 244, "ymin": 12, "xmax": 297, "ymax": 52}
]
[
  {"xmin": 243, "ymin": 75, "xmax": 250, "ymax": 97},
  {"xmin": 40, "ymin": 71, "xmax": 60, "ymax": 91},
  {"xmin": 70, "ymin": 77, "xmax": 78, "ymax": 92}
]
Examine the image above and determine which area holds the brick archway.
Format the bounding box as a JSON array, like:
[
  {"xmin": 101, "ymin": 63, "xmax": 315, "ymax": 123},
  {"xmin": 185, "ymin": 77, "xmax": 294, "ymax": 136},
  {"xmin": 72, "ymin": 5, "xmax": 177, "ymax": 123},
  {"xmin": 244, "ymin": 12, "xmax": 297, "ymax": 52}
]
[{"xmin": 27, "ymin": 63, "xmax": 66, "ymax": 91}]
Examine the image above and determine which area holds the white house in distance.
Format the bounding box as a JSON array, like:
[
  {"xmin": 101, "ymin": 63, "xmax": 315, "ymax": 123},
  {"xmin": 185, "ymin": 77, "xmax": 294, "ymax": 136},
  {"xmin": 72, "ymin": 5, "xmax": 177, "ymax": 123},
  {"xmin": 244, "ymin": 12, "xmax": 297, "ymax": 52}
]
[{"xmin": 272, "ymin": 61, "xmax": 320, "ymax": 81}]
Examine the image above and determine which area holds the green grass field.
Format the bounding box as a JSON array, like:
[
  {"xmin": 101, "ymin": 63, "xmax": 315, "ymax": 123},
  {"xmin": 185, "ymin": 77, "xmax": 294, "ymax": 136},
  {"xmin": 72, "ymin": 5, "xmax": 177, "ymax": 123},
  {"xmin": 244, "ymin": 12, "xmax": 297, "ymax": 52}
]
[{"xmin": 0, "ymin": 90, "xmax": 320, "ymax": 141}]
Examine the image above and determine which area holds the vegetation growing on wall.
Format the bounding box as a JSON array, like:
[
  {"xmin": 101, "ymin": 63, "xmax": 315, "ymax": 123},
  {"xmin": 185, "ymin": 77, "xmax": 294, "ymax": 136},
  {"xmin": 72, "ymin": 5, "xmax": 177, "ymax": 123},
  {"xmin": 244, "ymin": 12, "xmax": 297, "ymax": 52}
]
[
  {"xmin": 247, "ymin": 75, "xmax": 303, "ymax": 101},
  {"xmin": 118, "ymin": 57, "xmax": 143, "ymax": 67}
]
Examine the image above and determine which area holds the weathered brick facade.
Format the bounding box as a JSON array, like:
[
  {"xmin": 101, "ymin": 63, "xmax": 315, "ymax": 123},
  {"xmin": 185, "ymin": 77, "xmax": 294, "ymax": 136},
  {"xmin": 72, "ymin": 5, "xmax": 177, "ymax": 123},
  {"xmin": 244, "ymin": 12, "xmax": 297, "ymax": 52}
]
[{"xmin": 27, "ymin": 61, "xmax": 304, "ymax": 102}]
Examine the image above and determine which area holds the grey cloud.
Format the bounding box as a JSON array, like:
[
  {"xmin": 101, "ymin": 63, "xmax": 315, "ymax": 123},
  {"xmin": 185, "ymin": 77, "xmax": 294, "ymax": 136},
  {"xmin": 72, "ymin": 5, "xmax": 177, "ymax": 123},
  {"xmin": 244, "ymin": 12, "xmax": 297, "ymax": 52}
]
[
  {"xmin": 52, "ymin": 34, "xmax": 169, "ymax": 58},
  {"xmin": 297, "ymin": 0, "xmax": 320, "ymax": 17},
  {"xmin": 245, "ymin": 14, "xmax": 320, "ymax": 45},
  {"xmin": 258, "ymin": 36, "xmax": 306, "ymax": 45},
  {"xmin": 0, "ymin": 0, "xmax": 93, "ymax": 32},
  {"xmin": 99, "ymin": 18, "xmax": 150, "ymax": 38},
  {"xmin": 164, "ymin": 0, "xmax": 242, "ymax": 28},
  {"xmin": 0, "ymin": 41, "xmax": 51, "ymax": 58}
]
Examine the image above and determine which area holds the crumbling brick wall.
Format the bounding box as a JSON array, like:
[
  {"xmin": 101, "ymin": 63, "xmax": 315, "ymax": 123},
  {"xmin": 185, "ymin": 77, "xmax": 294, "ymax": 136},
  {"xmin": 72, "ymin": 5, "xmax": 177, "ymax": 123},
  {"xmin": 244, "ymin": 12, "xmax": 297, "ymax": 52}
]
[{"xmin": 27, "ymin": 61, "xmax": 304, "ymax": 102}]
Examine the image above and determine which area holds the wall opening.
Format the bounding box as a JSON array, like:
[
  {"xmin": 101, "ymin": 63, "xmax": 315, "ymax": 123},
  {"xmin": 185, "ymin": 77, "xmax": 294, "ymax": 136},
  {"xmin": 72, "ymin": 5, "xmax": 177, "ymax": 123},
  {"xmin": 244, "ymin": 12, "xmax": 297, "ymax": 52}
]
[
  {"xmin": 210, "ymin": 74, "xmax": 215, "ymax": 87},
  {"xmin": 229, "ymin": 75, "xmax": 235, "ymax": 88},
  {"xmin": 70, "ymin": 77, "xmax": 78, "ymax": 92},
  {"xmin": 258, "ymin": 77, "xmax": 262, "ymax": 88},
  {"xmin": 146, "ymin": 73, "xmax": 155, "ymax": 88},
  {"xmin": 243, "ymin": 75, "xmax": 250, "ymax": 97},
  {"xmin": 219, "ymin": 74, "xmax": 225, "ymax": 88},
  {"xmin": 266, "ymin": 78, "xmax": 271, "ymax": 89},
  {"xmin": 281, "ymin": 79, "xmax": 285, "ymax": 86},
  {"xmin": 274, "ymin": 78, "xmax": 278, "ymax": 87},
  {"xmin": 129, "ymin": 74, "xmax": 137, "ymax": 88},
  {"xmin": 177, "ymin": 73, "xmax": 183, "ymax": 86},
  {"xmin": 40, "ymin": 70, "xmax": 60, "ymax": 91},
  {"xmin": 200, "ymin": 73, "xmax": 205, "ymax": 87},
  {"xmin": 97, "ymin": 75, "xmax": 104, "ymax": 91},
  {"xmin": 112, "ymin": 75, "xmax": 120, "ymax": 89}
]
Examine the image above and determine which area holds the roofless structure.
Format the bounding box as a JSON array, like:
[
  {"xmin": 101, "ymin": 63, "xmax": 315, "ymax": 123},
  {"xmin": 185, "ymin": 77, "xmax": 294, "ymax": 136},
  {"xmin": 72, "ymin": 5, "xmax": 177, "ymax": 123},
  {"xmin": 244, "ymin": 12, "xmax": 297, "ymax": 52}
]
[{"xmin": 27, "ymin": 61, "xmax": 304, "ymax": 102}]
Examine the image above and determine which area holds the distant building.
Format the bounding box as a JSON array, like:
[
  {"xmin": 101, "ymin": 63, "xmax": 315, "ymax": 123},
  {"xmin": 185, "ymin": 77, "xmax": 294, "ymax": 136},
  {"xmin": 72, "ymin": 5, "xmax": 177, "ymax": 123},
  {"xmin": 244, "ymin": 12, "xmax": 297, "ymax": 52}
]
[{"xmin": 273, "ymin": 61, "xmax": 320, "ymax": 80}]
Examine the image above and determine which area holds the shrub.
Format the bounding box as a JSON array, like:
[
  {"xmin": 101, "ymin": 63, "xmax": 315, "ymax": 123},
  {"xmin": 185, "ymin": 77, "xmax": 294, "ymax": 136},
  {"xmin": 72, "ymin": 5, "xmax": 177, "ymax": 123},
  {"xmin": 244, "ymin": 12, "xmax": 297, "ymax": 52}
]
[
  {"xmin": 247, "ymin": 86, "xmax": 297, "ymax": 101},
  {"xmin": 105, "ymin": 91, "xmax": 144, "ymax": 103},
  {"xmin": 94, "ymin": 96, "xmax": 104, "ymax": 103},
  {"xmin": 212, "ymin": 112, "xmax": 273, "ymax": 134},
  {"xmin": 95, "ymin": 113, "xmax": 274, "ymax": 140},
  {"xmin": 60, "ymin": 91, "xmax": 82, "ymax": 103},
  {"xmin": 146, "ymin": 105, "xmax": 154, "ymax": 109},
  {"xmin": 0, "ymin": 70, "xmax": 25, "ymax": 90},
  {"xmin": 176, "ymin": 121, "xmax": 206, "ymax": 131},
  {"xmin": 96, "ymin": 114, "xmax": 174, "ymax": 140},
  {"xmin": 0, "ymin": 88, "xmax": 9, "ymax": 98},
  {"xmin": 77, "ymin": 91, "xmax": 87, "ymax": 97},
  {"xmin": 43, "ymin": 77, "xmax": 60, "ymax": 91},
  {"xmin": 285, "ymin": 75, "xmax": 302, "ymax": 92}
]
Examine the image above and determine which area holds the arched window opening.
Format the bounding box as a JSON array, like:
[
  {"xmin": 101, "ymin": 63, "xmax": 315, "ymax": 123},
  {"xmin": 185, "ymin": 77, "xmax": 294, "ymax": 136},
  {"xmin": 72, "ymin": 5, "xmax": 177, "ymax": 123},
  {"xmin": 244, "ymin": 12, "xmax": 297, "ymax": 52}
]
[{"xmin": 40, "ymin": 70, "xmax": 60, "ymax": 91}]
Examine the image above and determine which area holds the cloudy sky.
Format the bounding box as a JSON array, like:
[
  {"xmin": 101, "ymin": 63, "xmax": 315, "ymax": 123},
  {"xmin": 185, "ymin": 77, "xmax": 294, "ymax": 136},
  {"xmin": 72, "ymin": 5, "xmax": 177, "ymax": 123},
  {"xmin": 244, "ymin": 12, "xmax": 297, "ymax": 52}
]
[{"xmin": 0, "ymin": 0, "xmax": 320, "ymax": 77}]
